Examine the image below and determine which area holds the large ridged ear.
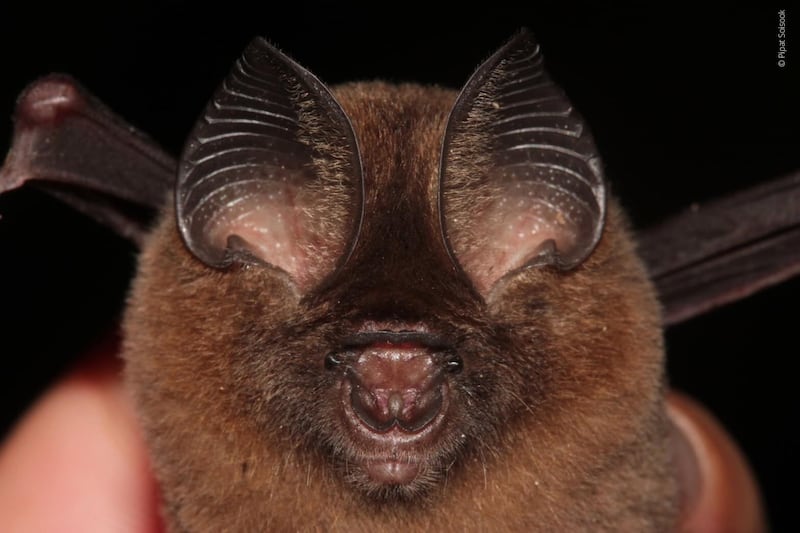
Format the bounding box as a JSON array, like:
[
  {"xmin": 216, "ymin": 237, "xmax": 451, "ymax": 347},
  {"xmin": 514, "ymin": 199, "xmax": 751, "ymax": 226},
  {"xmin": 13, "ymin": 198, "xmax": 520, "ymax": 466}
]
[
  {"xmin": 440, "ymin": 30, "xmax": 606, "ymax": 295},
  {"xmin": 177, "ymin": 38, "xmax": 363, "ymax": 292}
]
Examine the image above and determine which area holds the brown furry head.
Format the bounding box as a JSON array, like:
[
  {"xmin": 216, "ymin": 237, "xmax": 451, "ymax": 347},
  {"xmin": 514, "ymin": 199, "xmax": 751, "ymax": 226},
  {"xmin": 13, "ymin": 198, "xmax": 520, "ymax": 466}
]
[{"xmin": 123, "ymin": 31, "xmax": 680, "ymax": 531}]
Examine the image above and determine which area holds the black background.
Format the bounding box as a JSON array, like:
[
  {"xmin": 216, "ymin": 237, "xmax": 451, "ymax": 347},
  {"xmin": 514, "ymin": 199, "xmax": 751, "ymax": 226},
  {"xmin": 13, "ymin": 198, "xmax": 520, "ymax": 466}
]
[{"xmin": 0, "ymin": 3, "xmax": 797, "ymax": 529}]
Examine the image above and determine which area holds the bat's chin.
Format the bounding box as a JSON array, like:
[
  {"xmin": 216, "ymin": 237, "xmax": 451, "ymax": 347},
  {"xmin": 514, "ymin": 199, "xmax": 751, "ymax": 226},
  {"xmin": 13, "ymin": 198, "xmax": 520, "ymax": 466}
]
[
  {"xmin": 346, "ymin": 454, "xmax": 440, "ymax": 501},
  {"xmin": 341, "ymin": 446, "xmax": 451, "ymax": 501},
  {"xmin": 362, "ymin": 455, "xmax": 423, "ymax": 485}
]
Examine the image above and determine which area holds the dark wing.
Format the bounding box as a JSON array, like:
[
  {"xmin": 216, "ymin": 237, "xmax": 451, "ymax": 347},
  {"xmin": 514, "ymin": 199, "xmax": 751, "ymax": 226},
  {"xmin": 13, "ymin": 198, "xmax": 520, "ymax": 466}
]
[
  {"xmin": 0, "ymin": 75, "xmax": 175, "ymax": 246},
  {"xmin": 638, "ymin": 170, "xmax": 800, "ymax": 326}
]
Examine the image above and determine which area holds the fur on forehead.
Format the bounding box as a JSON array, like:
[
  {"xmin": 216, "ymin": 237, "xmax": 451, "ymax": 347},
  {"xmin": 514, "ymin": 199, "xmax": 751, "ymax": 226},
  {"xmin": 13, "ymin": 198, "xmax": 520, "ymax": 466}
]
[{"xmin": 331, "ymin": 82, "xmax": 456, "ymax": 200}]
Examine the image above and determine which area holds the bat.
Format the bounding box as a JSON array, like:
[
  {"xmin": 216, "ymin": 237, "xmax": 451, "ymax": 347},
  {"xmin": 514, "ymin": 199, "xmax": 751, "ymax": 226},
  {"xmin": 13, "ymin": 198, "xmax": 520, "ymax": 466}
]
[{"xmin": 0, "ymin": 28, "xmax": 794, "ymax": 531}]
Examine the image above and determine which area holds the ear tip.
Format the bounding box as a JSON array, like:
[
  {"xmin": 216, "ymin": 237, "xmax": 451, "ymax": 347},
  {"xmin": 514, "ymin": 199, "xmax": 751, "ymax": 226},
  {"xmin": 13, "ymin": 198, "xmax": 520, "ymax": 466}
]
[
  {"xmin": 514, "ymin": 27, "xmax": 536, "ymax": 40},
  {"xmin": 249, "ymin": 36, "xmax": 281, "ymax": 50},
  {"xmin": 243, "ymin": 37, "xmax": 282, "ymax": 61},
  {"xmin": 507, "ymin": 27, "xmax": 539, "ymax": 49}
]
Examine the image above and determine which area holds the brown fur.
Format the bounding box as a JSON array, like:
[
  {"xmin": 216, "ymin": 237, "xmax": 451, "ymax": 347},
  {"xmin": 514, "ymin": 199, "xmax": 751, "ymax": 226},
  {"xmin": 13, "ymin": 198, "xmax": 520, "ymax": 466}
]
[{"xmin": 123, "ymin": 83, "xmax": 680, "ymax": 531}]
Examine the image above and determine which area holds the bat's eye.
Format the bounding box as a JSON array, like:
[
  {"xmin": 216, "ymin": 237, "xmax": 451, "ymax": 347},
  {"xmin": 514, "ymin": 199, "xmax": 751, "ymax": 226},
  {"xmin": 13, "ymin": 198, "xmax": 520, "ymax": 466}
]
[
  {"xmin": 324, "ymin": 353, "xmax": 343, "ymax": 371},
  {"xmin": 445, "ymin": 355, "xmax": 463, "ymax": 374}
]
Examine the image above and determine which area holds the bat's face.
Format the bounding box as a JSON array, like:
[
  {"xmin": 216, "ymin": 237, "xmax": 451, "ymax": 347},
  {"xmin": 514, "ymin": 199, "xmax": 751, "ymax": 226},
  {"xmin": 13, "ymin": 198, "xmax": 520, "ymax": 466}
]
[{"xmin": 123, "ymin": 33, "xmax": 679, "ymax": 531}]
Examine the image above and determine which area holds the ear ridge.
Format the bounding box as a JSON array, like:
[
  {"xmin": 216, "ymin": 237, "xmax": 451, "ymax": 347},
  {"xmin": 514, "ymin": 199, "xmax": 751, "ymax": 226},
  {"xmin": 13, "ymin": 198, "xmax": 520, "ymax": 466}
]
[
  {"xmin": 177, "ymin": 38, "xmax": 363, "ymax": 292},
  {"xmin": 440, "ymin": 29, "xmax": 607, "ymax": 294}
]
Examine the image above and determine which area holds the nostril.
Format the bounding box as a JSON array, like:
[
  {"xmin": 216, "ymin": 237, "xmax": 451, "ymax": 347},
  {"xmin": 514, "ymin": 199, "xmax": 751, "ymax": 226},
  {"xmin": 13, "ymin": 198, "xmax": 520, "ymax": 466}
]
[
  {"xmin": 348, "ymin": 378, "xmax": 445, "ymax": 433},
  {"xmin": 397, "ymin": 386, "xmax": 442, "ymax": 432},
  {"xmin": 350, "ymin": 384, "xmax": 393, "ymax": 431}
]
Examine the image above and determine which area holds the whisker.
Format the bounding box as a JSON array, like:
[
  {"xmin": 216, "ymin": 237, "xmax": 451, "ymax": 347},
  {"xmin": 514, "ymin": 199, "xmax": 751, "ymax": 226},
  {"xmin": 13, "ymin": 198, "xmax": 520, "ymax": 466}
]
[{"xmin": 507, "ymin": 389, "xmax": 536, "ymax": 417}]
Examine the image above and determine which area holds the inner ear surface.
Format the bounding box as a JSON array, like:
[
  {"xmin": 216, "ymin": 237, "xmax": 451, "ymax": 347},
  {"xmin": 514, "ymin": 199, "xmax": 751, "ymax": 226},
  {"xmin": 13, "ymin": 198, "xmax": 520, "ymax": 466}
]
[
  {"xmin": 176, "ymin": 38, "xmax": 363, "ymax": 293},
  {"xmin": 440, "ymin": 30, "xmax": 606, "ymax": 294}
]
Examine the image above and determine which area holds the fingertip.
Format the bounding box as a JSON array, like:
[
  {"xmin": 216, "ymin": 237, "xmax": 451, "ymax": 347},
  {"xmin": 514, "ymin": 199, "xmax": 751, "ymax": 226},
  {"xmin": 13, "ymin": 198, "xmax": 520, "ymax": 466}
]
[
  {"xmin": 0, "ymin": 345, "xmax": 162, "ymax": 533},
  {"xmin": 667, "ymin": 391, "xmax": 767, "ymax": 533}
]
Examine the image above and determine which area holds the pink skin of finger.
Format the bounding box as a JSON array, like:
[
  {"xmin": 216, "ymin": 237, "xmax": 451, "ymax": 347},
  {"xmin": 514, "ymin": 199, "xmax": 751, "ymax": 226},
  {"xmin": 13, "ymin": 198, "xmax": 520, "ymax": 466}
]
[
  {"xmin": 0, "ymin": 343, "xmax": 162, "ymax": 533},
  {"xmin": 669, "ymin": 392, "xmax": 767, "ymax": 533}
]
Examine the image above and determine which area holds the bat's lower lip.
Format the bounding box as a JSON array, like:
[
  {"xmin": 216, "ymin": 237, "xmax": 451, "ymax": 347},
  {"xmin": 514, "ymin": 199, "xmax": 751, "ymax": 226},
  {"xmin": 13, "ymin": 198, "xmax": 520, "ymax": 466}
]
[{"xmin": 363, "ymin": 457, "xmax": 421, "ymax": 485}]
